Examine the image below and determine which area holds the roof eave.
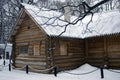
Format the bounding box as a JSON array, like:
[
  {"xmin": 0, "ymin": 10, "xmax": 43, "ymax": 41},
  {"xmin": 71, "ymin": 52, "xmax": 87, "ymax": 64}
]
[
  {"xmin": 8, "ymin": 8, "xmax": 25, "ymax": 42},
  {"xmin": 24, "ymin": 9, "xmax": 48, "ymax": 36}
]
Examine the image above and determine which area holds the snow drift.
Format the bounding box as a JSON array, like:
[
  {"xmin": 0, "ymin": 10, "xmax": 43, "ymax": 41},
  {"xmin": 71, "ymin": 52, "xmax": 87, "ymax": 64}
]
[{"xmin": 0, "ymin": 60, "xmax": 120, "ymax": 80}]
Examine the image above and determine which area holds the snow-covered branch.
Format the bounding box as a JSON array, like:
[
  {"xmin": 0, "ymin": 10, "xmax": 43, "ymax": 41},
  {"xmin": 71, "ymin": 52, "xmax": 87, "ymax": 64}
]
[{"xmin": 1, "ymin": 0, "xmax": 120, "ymax": 42}]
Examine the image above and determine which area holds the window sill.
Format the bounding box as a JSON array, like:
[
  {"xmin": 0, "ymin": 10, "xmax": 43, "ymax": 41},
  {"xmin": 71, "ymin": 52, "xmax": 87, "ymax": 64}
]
[{"xmin": 18, "ymin": 54, "xmax": 29, "ymax": 57}]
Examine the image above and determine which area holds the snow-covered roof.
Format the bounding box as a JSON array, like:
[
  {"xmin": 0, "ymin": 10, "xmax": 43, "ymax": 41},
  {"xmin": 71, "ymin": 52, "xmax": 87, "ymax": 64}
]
[
  {"xmin": 21, "ymin": 3, "xmax": 120, "ymax": 38},
  {"xmin": 82, "ymin": 10, "xmax": 120, "ymax": 37},
  {"xmin": 53, "ymin": 0, "xmax": 66, "ymax": 3},
  {"xmin": 22, "ymin": 3, "xmax": 84, "ymax": 38},
  {"xmin": 0, "ymin": 44, "xmax": 12, "ymax": 49}
]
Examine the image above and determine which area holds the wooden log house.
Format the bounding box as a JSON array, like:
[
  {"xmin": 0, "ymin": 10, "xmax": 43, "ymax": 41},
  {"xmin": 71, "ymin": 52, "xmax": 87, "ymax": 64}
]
[
  {"xmin": 8, "ymin": 4, "xmax": 120, "ymax": 73},
  {"xmin": 8, "ymin": 4, "xmax": 85, "ymax": 72}
]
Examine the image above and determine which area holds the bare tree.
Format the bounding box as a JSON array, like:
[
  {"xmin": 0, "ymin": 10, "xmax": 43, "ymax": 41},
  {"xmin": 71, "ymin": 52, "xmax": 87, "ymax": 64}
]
[
  {"xmin": 1, "ymin": 0, "xmax": 120, "ymax": 43},
  {"xmin": 31, "ymin": 0, "xmax": 111, "ymax": 36},
  {"xmin": 0, "ymin": 0, "xmax": 36, "ymax": 43},
  {"xmin": 1, "ymin": 0, "xmax": 120, "ymax": 58},
  {"xmin": 0, "ymin": 0, "xmax": 37, "ymax": 57}
]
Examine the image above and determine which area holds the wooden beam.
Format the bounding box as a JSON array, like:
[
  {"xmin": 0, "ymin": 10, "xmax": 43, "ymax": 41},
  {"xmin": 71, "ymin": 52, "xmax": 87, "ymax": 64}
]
[
  {"xmin": 12, "ymin": 30, "xmax": 17, "ymax": 36},
  {"xmin": 103, "ymin": 36, "xmax": 109, "ymax": 66},
  {"xmin": 15, "ymin": 26, "xmax": 20, "ymax": 30},
  {"xmin": 11, "ymin": 42, "xmax": 16, "ymax": 67},
  {"xmin": 84, "ymin": 38, "xmax": 88, "ymax": 62}
]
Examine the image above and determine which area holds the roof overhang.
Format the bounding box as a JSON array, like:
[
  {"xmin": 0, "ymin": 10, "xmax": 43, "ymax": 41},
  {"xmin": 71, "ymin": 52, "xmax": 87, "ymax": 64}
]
[{"xmin": 8, "ymin": 9, "xmax": 25, "ymax": 41}]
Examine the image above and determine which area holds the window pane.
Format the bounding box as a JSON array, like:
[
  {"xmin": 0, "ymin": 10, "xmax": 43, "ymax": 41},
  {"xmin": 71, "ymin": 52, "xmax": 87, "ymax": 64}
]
[
  {"xmin": 34, "ymin": 44, "xmax": 40, "ymax": 55},
  {"xmin": 19, "ymin": 46, "xmax": 28, "ymax": 54},
  {"xmin": 60, "ymin": 42, "xmax": 67, "ymax": 55}
]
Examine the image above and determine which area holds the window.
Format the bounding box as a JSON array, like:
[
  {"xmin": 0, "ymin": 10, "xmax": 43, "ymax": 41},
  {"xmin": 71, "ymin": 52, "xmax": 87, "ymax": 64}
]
[
  {"xmin": 34, "ymin": 44, "xmax": 40, "ymax": 56},
  {"xmin": 60, "ymin": 42, "xmax": 67, "ymax": 55},
  {"xmin": 6, "ymin": 52, "xmax": 9, "ymax": 59},
  {"xmin": 19, "ymin": 46, "xmax": 28, "ymax": 54}
]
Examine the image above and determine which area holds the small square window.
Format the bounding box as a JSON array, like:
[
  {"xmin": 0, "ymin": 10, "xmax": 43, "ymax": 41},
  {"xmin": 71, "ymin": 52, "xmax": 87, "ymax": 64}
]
[
  {"xmin": 34, "ymin": 44, "xmax": 40, "ymax": 56},
  {"xmin": 19, "ymin": 46, "xmax": 28, "ymax": 54},
  {"xmin": 60, "ymin": 42, "xmax": 67, "ymax": 55}
]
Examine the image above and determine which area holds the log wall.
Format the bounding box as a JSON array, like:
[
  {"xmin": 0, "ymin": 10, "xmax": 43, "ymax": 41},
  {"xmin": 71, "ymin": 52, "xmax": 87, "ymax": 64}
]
[
  {"xmin": 85, "ymin": 37, "xmax": 105, "ymax": 67},
  {"xmin": 86, "ymin": 34, "xmax": 120, "ymax": 69},
  {"xmin": 107, "ymin": 34, "xmax": 120, "ymax": 68},
  {"xmin": 53, "ymin": 37, "xmax": 85, "ymax": 70},
  {"xmin": 13, "ymin": 13, "xmax": 48, "ymax": 70}
]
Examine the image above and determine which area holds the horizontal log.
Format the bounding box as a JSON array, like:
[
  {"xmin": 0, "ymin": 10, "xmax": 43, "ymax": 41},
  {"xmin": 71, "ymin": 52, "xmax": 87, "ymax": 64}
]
[
  {"xmin": 87, "ymin": 57, "xmax": 104, "ymax": 59},
  {"xmin": 16, "ymin": 57, "xmax": 46, "ymax": 62},
  {"xmin": 87, "ymin": 62, "xmax": 103, "ymax": 67},
  {"xmin": 87, "ymin": 55, "xmax": 104, "ymax": 58},
  {"xmin": 87, "ymin": 59, "xmax": 104, "ymax": 63},
  {"xmin": 15, "ymin": 32, "xmax": 45, "ymax": 40},
  {"xmin": 108, "ymin": 53, "xmax": 120, "ymax": 58},
  {"xmin": 19, "ymin": 27, "xmax": 40, "ymax": 32},
  {"xmin": 108, "ymin": 63, "xmax": 120, "ymax": 66},
  {"xmin": 15, "ymin": 60, "xmax": 46, "ymax": 66},
  {"xmin": 55, "ymin": 58, "xmax": 84, "ymax": 64},
  {"xmin": 69, "ymin": 44, "xmax": 84, "ymax": 47},
  {"xmin": 15, "ymin": 63, "xmax": 46, "ymax": 70},
  {"xmin": 68, "ymin": 47, "xmax": 84, "ymax": 52},
  {"xmin": 88, "ymin": 50, "xmax": 104, "ymax": 53},
  {"xmin": 16, "ymin": 55, "xmax": 46, "ymax": 58},
  {"xmin": 109, "ymin": 59, "xmax": 120, "ymax": 62},
  {"xmin": 68, "ymin": 53, "xmax": 84, "ymax": 57},
  {"xmin": 58, "ymin": 63, "xmax": 84, "ymax": 71},
  {"xmin": 54, "ymin": 55, "xmax": 85, "ymax": 60},
  {"xmin": 108, "ymin": 47, "xmax": 120, "ymax": 52},
  {"xmin": 15, "ymin": 36, "xmax": 43, "ymax": 41},
  {"xmin": 107, "ymin": 38, "xmax": 120, "ymax": 42},
  {"xmin": 56, "ymin": 61, "xmax": 84, "ymax": 68}
]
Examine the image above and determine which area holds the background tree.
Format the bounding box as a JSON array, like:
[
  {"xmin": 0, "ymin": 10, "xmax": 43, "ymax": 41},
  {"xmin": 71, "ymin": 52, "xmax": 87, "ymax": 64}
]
[{"xmin": 0, "ymin": 0, "xmax": 120, "ymax": 43}]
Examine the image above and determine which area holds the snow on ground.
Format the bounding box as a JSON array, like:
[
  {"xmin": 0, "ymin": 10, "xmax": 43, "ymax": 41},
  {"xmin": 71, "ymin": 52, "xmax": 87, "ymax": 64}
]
[{"xmin": 0, "ymin": 59, "xmax": 120, "ymax": 80}]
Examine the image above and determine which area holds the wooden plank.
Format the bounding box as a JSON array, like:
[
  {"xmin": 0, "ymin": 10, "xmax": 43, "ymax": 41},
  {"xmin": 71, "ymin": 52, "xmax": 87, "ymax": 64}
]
[
  {"xmin": 57, "ymin": 61, "xmax": 84, "ymax": 68},
  {"xmin": 55, "ymin": 58, "xmax": 84, "ymax": 64},
  {"xmin": 15, "ymin": 63, "xmax": 46, "ymax": 70},
  {"xmin": 85, "ymin": 38, "xmax": 88, "ymax": 59},
  {"xmin": 15, "ymin": 60, "xmax": 46, "ymax": 66},
  {"xmin": 54, "ymin": 54, "xmax": 84, "ymax": 60},
  {"xmin": 16, "ymin": 57, "xmax": 46, "ymax": 62},
  {"xmin": 103, "ymin": 36, "xmax": 108, "ymax": 61}
]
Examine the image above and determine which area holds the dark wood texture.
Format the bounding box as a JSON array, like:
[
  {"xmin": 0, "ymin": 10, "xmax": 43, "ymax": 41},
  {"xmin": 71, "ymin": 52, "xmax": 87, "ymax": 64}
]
[
  {"xmin": 53, "ymin": 37, "xmax": 85, "ymax": 70},
  {"xmin": 86, "ymin": 34, "xmax": 120, "ymax": 69}
]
